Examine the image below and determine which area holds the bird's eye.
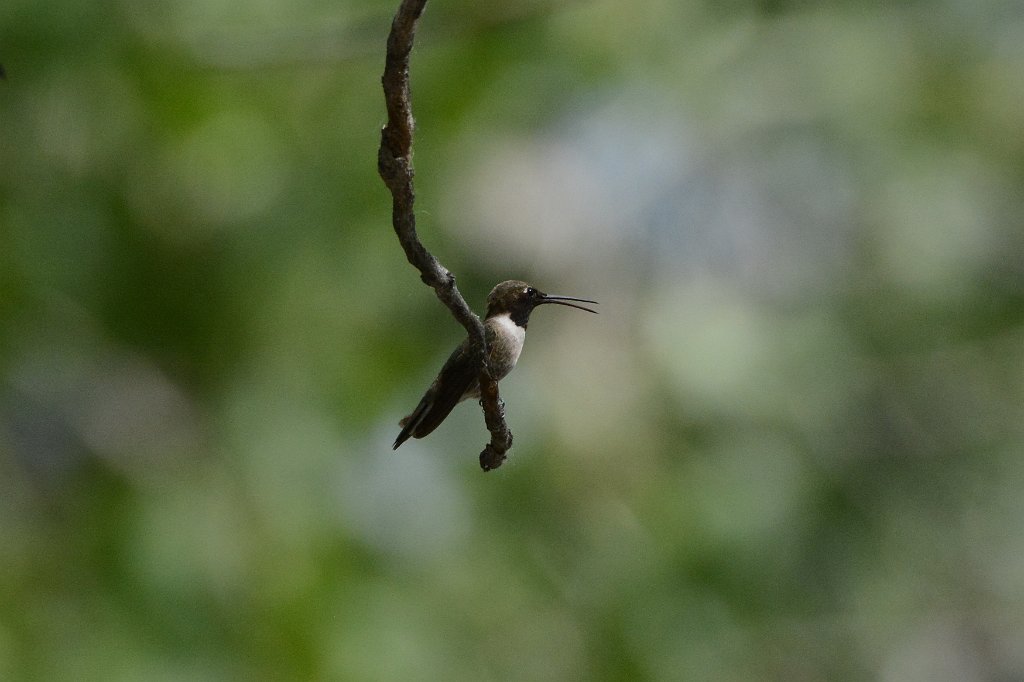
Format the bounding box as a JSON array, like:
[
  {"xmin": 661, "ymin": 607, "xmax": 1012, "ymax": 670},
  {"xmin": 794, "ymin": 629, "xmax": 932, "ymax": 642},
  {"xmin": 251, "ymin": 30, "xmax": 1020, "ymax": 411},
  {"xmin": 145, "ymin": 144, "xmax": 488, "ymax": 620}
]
[{"xmin": 526, "ymin": 287, "xmax": 537, "ymax": 296}]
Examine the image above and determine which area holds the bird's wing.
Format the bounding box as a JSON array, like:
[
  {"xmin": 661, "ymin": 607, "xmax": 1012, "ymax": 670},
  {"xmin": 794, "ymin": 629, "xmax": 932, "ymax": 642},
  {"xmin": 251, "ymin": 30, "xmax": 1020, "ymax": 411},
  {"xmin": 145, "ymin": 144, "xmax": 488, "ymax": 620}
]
[{"xmin": 393, "ymin": 340, "xmax": 479, "ymax": 449}]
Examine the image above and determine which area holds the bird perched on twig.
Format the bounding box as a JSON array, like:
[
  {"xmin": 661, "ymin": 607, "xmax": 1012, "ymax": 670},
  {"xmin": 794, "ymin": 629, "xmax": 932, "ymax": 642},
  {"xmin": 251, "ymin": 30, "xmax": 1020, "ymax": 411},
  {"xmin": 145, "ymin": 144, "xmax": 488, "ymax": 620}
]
[{"xmin": 394, "ymin": 280, "xmax": 598, "ymax": 449}]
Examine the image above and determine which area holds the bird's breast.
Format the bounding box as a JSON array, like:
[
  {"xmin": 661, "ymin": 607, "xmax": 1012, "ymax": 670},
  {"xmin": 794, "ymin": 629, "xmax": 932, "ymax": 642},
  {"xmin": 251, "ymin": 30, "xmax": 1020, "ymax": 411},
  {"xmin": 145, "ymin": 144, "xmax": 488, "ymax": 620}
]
[{"xmin": 486, "ymin": 313, "xmax": 526, "ymax": 381}]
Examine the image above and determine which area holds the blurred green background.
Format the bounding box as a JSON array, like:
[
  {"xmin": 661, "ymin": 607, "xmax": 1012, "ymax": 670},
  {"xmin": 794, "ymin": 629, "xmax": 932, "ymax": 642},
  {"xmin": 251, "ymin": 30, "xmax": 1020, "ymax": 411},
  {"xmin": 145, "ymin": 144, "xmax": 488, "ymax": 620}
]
[{"xmin": 2, "ymin": 0, "xmax": 1024, "ymax": 679}]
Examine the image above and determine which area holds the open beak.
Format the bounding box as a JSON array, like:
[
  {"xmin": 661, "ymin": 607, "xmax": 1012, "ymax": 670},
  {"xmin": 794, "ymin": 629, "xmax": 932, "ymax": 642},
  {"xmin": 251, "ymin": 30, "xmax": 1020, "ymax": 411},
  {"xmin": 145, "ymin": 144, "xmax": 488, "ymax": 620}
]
[{"xmin": 538, "ymin": 294, "xmax": 599, "ymax": 314}]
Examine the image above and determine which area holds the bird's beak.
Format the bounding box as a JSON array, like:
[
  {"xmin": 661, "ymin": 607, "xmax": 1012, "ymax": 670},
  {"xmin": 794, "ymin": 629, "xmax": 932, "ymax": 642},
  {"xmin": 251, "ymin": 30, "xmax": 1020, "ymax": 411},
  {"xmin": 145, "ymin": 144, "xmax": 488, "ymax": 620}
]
[{"xmin": 537, "ymin": 294, "xmax": 599, "ymax": 314}]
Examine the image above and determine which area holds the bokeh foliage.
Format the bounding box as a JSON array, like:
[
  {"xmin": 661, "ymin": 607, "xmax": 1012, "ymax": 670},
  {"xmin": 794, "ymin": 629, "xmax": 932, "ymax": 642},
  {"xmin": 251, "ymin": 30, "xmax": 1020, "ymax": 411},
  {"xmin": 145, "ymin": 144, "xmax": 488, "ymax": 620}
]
[{"xmin": 2, "ymin": 0, "xmax": 1024, "ymax": 679}]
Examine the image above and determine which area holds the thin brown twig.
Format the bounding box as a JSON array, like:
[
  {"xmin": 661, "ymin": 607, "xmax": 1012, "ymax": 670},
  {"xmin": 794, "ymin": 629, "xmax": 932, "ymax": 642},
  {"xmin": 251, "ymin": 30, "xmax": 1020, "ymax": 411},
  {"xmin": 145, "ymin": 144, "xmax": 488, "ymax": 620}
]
[{"xmin": 377, "ymin": 0, "xmax": 513, "ymax": 470}]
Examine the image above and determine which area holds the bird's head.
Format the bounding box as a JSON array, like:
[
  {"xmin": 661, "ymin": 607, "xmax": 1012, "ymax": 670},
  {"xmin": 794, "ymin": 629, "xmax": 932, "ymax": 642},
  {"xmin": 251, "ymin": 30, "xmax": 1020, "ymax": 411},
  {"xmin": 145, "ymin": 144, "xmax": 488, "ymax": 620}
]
[{"xmin": 485, "ymin": 280, "xmax": 598, "ymax": 326}]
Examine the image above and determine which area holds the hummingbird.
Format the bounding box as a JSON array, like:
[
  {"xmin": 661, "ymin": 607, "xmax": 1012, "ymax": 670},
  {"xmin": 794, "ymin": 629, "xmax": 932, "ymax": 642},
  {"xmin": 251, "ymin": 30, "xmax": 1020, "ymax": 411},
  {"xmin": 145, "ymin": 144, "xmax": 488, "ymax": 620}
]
[{"xmin": 393, "ymin": 280, "xmax": 598, "ymax": 449}]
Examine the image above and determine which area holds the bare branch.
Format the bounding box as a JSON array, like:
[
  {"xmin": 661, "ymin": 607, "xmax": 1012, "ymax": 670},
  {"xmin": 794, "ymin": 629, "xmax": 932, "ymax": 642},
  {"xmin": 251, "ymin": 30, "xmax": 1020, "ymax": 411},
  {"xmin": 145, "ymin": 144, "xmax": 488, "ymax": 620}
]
[
  {"xmin": 378, "ymin": 0, "xmax": 513, "ymax": 470},
  {"xmin": 478, "ymin": 376, "xmax": 512, "ymax": 471}
]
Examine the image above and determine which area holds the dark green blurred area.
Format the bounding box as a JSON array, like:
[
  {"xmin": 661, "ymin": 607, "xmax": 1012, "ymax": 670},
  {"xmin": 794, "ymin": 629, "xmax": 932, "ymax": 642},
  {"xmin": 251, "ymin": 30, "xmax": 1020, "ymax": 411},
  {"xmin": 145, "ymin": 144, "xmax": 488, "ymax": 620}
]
[{"xmin": 2, "ymin": 0, "xmax": 1024, "ymax": 679}]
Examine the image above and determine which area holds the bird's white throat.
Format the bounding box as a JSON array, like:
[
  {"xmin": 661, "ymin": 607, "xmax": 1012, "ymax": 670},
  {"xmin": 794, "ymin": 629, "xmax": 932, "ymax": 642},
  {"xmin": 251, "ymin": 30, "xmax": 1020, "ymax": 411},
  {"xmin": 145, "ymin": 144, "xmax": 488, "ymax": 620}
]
[{"xmin": 487, "ymin": 312, "xmax": 526, "ymax": 380}]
